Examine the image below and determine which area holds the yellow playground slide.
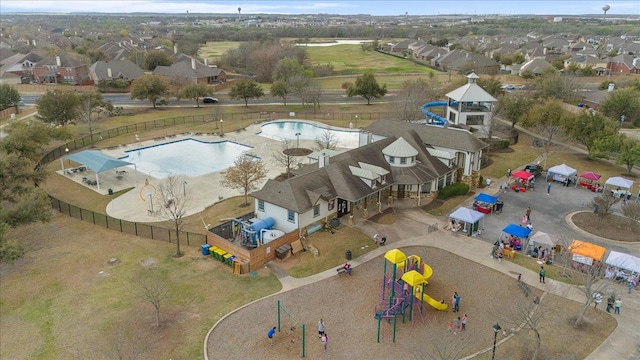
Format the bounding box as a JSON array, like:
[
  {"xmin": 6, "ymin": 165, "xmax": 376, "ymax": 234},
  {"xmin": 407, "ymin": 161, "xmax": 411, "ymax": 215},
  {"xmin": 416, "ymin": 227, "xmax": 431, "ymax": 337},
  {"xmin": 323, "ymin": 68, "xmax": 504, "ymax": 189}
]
[{"xmin": 414, "ymin": 287, "xmax": 448, "ymax": 311}]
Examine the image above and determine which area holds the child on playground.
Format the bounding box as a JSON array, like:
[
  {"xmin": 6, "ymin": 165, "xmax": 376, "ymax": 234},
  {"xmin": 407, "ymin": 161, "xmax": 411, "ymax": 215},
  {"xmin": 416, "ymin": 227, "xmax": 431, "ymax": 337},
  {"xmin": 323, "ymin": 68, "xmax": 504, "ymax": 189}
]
[
  {"xmin": 267, "ymin": 326, "xmax": 276, "ymax": 346},
  {"xmin": 321, "ymin": 333, "xmax": 328, "ymax": 353}
]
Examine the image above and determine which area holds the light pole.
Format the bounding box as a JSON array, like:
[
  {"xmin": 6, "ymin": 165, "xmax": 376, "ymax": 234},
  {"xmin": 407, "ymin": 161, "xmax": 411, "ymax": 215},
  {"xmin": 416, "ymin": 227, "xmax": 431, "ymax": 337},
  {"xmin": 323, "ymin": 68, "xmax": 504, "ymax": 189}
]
[
  {"xmin": 492, "ymin": 323, "xmax": 501, "ymax": 360},
  {"xmin": 60, "ymin": 147, "xmax": 69, "ymax": 172},
  {"xmin": 220, "ymin": 119, "xmax": 224, "ymax": 133},
  {"xmin": 181, "ymin": 179, "xmax": 187, "ymax": 196},
  {"xmin": 295, "ymin": 132, "xmax": 301, "ymax": 148}
]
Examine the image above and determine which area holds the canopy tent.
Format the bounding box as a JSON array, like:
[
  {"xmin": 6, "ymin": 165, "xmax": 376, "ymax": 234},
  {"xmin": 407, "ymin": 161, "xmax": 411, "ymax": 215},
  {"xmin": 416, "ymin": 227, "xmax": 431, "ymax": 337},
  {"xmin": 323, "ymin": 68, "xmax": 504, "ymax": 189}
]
[
  {"xmin": 511, "ymin": 170, "xmax": 534, "ymax": 182},
  {"xmin": 64, "ymin": 150, "xmax": 135, "ymax": 191},
  {"xmin": 606, "ymin": 251, "xmax": 640, "ymax": 273},
  {"xmin": 604, "ymin": 176, "xmax": 634, "ymax": 190},
  {"xmin": 547, "ymin": 164, "xmax": 577, "ymax": 177},
  {"xmin": 500, "ymin": 224, "xmax": 532, "ymax": 239},
  {"xmin": 448, "ymin": 207, "xmax": 485, "ymax": 236},
  {"xmin": 569, "ymin": 239, "xmax": 606, "ymax": 262},
  {"xmin": 526, "ymin": 231, "xmax": 558, "ymax": 255},
  {"xmin": 475, "ymin": 193, "xmax": 498, "ymax": 204},
  {"xmin": 579, "ymin": 171, "xmax": 601, "ymax": 181}
]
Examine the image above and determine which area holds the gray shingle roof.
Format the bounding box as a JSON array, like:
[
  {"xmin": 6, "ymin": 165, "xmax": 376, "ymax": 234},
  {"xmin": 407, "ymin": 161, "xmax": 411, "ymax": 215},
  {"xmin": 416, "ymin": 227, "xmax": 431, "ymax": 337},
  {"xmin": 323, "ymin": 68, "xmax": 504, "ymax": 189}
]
[
  {"xmin": 362, "ymin": 119, "xmax": 487, "ymax": 152},
  {"xmin": 89, "ymin": 59, "xmax": 144, "ymax": 80}
]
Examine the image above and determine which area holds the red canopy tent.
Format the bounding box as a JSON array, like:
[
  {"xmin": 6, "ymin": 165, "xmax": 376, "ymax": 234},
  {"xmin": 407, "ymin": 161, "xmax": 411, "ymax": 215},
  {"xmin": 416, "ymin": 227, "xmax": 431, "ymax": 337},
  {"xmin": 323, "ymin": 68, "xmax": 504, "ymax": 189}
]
[
  {"xmin": 512, "ymin": 170, "xmax": 534, "ymax": 182},
  {"xmin": 579, "ymin": 171, "xmax": 601, "ymax": 181},
  {"xmin": 578, "ymin": 171, "xmax": 602, "ymax": 191}
]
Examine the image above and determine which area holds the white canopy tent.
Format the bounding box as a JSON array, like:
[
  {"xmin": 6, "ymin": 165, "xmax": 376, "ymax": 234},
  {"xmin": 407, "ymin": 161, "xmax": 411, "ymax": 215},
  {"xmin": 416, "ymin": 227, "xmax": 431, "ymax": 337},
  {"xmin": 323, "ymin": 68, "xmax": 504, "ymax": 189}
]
[
  {"xmin": 448, "ymin": 207, "xmax": 485, "ymax": 236},
  {"xmin": 604, "ymin": 176, "xmax": 634, "ymax": 190},
  {"xmin": 526, "ymin": 231, "xmax": 558, "ymax": 255},
  {"xmin": 606, "ymin": 251, "xmax": 640, "ymax": 273},
  {"xmin": 547, "ymin": 164, "xmax": 577, "ymax": 177}
]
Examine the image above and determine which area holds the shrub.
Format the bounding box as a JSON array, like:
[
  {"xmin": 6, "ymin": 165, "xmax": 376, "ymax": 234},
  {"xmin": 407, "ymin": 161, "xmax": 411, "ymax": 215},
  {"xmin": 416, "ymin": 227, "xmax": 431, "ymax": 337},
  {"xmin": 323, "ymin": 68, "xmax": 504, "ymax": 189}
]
[{"xmin": 437, "ymin": 182, "xmax": 470, "ymax": 200}]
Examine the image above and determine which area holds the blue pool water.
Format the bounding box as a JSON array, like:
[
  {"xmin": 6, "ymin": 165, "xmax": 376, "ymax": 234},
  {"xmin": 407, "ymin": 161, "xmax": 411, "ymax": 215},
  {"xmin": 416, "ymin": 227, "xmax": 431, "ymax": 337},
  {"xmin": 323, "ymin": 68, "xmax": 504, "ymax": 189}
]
[
  {"xmin": 258, "ymin": 121, "xmax": 359, "ymax": 148},
  {"xmin": 120, "ymin": 138, "xmax": 253, "ymax": 179}
]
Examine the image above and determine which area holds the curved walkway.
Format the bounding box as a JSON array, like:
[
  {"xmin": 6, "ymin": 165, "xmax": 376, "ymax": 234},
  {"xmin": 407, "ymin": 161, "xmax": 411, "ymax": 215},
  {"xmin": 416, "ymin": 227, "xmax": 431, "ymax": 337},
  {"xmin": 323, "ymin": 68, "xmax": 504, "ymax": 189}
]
[{"xmin": 204, "ymin": 199, "xmax": 639, "ymax": 359}]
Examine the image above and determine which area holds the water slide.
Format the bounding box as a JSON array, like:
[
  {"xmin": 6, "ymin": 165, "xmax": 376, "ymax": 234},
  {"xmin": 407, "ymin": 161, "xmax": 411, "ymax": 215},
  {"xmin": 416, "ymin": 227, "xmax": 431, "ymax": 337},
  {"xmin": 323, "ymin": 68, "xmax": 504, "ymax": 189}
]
[
  {"xmin": 419, "ymin": 101, "xmax": 449, "ymax": 126},
  {"xmin": 414, "ymin": 287, "xmax": 448, "ymax": 311}
]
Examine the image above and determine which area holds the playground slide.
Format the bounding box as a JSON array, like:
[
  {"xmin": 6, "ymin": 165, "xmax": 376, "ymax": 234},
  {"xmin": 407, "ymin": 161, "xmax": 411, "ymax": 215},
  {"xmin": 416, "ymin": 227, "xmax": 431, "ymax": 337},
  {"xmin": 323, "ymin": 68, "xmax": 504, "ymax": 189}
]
[
  {"xmin": 419, "ymin": 101, "xmax": 449, "ymax": 126},
  {"xmin": 414, "ymin": 288, "xmax": 448, "ymax": 311}
]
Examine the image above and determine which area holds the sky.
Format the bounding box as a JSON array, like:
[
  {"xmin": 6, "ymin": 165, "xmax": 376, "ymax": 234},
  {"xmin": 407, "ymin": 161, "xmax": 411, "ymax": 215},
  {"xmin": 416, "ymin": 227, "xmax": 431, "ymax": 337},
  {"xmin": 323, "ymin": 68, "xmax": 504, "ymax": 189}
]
[{"xmin": 1, "ymin": 0, "xmax": 639, "ymax": 16}]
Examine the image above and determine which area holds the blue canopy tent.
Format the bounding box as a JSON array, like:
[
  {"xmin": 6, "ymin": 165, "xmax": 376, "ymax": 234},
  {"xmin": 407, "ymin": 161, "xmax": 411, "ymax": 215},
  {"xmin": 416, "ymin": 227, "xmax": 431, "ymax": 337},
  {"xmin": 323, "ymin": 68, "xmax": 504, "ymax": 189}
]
[
  {"xmin": 64, "ymin": 150, "xmax": 135, "ymax": 191},
  {"xmin": 474, "ymin": 193, "xmax": 500, "ymax": 214},
  {"xmin": 500, "ymin": 224, "xmax": 532, "ymax": 240}
]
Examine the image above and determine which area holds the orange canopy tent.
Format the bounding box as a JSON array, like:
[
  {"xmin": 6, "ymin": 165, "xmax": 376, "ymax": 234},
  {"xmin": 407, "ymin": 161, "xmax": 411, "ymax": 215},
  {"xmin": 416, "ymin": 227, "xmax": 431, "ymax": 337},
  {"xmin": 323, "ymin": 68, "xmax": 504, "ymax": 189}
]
[{"xmin": 568, "ymin": 240, "xmax": 606, "ymax": 261}]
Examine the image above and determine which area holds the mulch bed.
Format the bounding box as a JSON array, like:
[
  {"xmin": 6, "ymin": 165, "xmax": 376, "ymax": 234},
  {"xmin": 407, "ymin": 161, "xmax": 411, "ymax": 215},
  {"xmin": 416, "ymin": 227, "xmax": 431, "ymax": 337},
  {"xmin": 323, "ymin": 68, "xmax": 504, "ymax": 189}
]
[{"xmin": 572, "ymin": 212, "xmax": 640, "ymax": 242}]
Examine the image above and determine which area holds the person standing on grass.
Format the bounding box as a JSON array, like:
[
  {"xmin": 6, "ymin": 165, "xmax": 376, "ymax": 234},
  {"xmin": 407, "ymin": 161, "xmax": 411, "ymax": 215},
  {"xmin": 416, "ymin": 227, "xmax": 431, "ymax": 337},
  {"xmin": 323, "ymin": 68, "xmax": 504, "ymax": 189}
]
[
  {"xmin": 321, "ymin": 333, "xmax": 328, "ymax": 353},
  {"xmin": 614, "ymin": 298, "xmax": 622, "ymax": 314},
  {"xmin": 268, "ymin": 326, "xmax": 276, "ymax": 346},
  {"xmin": 539, "ymin": 266, "xmax": 546, "ymax": 283}
]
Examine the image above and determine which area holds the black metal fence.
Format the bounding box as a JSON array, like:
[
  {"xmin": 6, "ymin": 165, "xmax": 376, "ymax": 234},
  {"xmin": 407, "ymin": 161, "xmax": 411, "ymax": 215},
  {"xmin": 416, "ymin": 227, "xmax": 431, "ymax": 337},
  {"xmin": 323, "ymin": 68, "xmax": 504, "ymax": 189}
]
[{"xmin": 38, "ymin": 111, "xmax": 390, "ymax": 246}]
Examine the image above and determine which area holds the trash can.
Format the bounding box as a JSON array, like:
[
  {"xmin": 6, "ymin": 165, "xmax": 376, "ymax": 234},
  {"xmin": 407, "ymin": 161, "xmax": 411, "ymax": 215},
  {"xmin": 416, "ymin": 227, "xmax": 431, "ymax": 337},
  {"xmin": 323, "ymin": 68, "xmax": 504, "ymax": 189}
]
[
  {"xmin": 330, "ymin": 218, "xmax": 340, "ymax": 228},
  {"xmin": 200, "ymin": 244, "xmax": 210, "ymax": 256},
  {"xmin": 346, "ymin": 250, "xmax": 352, "ymax": 261},
  {"xmin": 108, "ymin": 188, "xmax": 113, "ymax": 195}
]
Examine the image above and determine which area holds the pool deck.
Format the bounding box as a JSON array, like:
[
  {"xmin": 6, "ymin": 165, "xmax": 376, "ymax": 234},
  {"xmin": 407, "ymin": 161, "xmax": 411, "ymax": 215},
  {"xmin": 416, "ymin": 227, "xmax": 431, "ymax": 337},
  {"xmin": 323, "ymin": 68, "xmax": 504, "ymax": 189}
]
[{"xmin": 102, "ymin": 121, "xmax": 355, "ymax": 223}]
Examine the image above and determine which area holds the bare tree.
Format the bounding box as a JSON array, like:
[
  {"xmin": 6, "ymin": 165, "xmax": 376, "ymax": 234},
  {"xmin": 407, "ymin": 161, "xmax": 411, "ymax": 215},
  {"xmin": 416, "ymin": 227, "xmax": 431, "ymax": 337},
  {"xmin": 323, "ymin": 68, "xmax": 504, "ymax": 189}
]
[
  {"xmin": 132, "ymin": 269, "xmax": 170, "ymax": 328},
  {"xmin": 221, "ymin": 153, "xmax": 267, "ymax": 206},
  {"xmin": 500, "ymin": 293, "xmax": 547, "ymax": 360},
  {"xmin": 621, "ymin": 202, "xmax": 640, "ymax": 229},
  {"xmin": 272, "ymin": 139, "xmax": 296, "ymax": 178},
  {"xmin": 314, "ymin": 130, "xmax": 338, "ymax": 150},
  {"xmin": 156, "ymin": 176, "xmax": 191, "ymax": 257},
  {"xmin": 572, "ymin": 266, "xmax": 610, "ymax": 326},
  {"xmin": 77, "ymin": 92, "xmax": 113, "ymax": 147},
  {"xmin": 413, "ymin": 339, "xmax": 468, "ymax": 360},
  {"xmin": 301, "ymin": 80, "xmax": 322, "ymax": 109},
  {"xmin": 591, "ymin": 193, "xmax": 621, "ymax": 226},
  {"xmin": 393, "ymin": 78, "xmax": 441, "ymax": 121}
]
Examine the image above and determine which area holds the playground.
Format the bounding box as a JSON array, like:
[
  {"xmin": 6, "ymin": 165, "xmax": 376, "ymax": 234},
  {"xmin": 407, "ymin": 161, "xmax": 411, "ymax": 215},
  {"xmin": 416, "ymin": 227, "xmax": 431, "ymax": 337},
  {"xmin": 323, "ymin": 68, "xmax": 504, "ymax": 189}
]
[{"xmin": 206, "ymin": 246, "xmax": 614, "ymax": 359}]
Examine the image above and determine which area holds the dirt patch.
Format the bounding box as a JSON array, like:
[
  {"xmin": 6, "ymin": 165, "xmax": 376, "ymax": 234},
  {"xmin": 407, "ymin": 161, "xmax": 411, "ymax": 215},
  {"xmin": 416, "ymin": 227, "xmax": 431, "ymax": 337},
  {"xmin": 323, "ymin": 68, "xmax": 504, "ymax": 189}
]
[
  {"xmin": 283, "ymin": 148, "xmax": 313, "ymax": 156},
  {"xmin": 571, "ymin": 212, "xmax": 640, "ymax": 242}
]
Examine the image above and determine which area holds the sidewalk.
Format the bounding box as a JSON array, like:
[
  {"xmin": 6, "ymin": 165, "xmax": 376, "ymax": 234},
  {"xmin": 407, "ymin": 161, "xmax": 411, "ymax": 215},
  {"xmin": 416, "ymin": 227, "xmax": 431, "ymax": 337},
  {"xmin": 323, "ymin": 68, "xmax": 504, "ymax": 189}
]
[{"xmin": 266, "ymin": 200, "xmax": 639, "ymax": 360}]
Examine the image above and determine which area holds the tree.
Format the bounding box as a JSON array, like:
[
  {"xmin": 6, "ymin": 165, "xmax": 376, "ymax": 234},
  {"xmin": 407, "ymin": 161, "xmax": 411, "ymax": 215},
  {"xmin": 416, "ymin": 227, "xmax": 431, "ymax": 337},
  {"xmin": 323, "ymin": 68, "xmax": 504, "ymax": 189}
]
[
  {"xmin": 286, "ymin": 74, "xmax": 311, "ymax": 106},
  {"xmin": 0, "ymin": 84, "xmax": 21, "ymax": 111},
  {"xmin": 130, "ymin": 75, "xmax": 170, "ymax": 108},
  {"xmin": 272, "ymin": 57, "xmax": 305, "ymax": 82},
  {"xmin": 393, "ymin": 78, "xmax": 440, "ymax": 121},
  {"xmin": 228, "ymin": 79, "xmax": 264, "ymax": 107},
  {"xmin": 272, "ymin": 139, "xmax": 296, "ymax": 178},
  {"xmin": 599, "ymin": 88, "xmax": 640, "ymax": 125},
  {"xmin": 314, "ymin": 130, "xmax": 338, "ymax": 150},
  {"xmin": 521, "ymin": 100, "xmax": 569, "ymax": 168},
  {"xmin": 77, "ymin": 92, "xmax": 113, "ymax": 147},
  {"xmin": 496, "ymin": 92, "xmax": 534, "ymax": 130},
  {"xmin": 520, "ymin": 70, "xmax": 534, "ymax": 83},
  {"xmin": 621, "ymin": 202, "xmax": 640, "ymax": 230},
  {"xmin": 498, "ymin": 292, "xmax": 547, "ymax": 360},
  {"xmin": 570, "ymin": 259, "xmax": 610, "ymax": 326},
  {"xmin": 270, "ymin": 80, "xmax": 289, "ymax": 106},
  {"xmin": 301, "ymin": 80, "xmax": 322, "ymax": 109},
  {"xmin": 156, "ymin": 176, "xmax": 191, "ymax": 258},
  {"xmin": 477, "ymin": 78, "xmax": 505, "ymax": 98},
  {"xmin": 534, "ymin": 68, "xmax": 578, "ymax": 101},
  {"xmin": 347, "ymin": 73, "xmax": 387, "ymax": 105},
  {"xmin": 36, "ymin": 90, "xmax": 80, "ymax": 125},
  {"xmin": 143, "ymin": 50, "xmax": 173, "ymax": 71},
  {"xmin": 562, "ymin": 111, "xmax": 619, "ymax": 156},
  {"xmin": 221, "ymin": 154, "xmax": 266, "ymax": 206},
  {"xmin": 131, "ymin": 269, "xmax": 170, "ymax": 328},
  {"xmin": 0, "ymin": 120, "xmax": 69, "ymax": 254},
  {"xmin": 98, "ymin": 315, "xmax": 151, "ymax": 360},
  {"xmin": 179, "ymin": 83, "xmax": 212, "ymax": 108},
  {"xmin": 591, "ymin": 193, "xmax": 621, "ymax": 226},
  {"xmin": 615, "ymin": 135, "xmax": 640, "ymax": 175}
]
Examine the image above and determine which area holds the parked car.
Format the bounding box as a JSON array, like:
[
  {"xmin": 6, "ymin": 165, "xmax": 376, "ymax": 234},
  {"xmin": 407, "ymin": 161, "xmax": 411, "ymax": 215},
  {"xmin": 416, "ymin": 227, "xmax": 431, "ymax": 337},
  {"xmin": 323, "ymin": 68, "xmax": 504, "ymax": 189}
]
[
  {"xmin": 203, "ymin": 97, "xmax": 219, "ymax": 104},
  {"xmin": 524, "ymin": 164, "xmax": 543, "ymax": 178},
  {"xmin": 501, "ymin": 84, "xmax": 515, "ymax": 90}
]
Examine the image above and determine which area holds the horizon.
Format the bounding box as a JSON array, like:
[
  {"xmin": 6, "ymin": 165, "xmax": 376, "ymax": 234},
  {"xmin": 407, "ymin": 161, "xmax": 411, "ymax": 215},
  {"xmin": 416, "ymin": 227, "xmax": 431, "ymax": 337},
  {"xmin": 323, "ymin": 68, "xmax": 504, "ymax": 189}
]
[{"xmin": 1, "ymin": 1, "xmax": 639, "ymax": 16}]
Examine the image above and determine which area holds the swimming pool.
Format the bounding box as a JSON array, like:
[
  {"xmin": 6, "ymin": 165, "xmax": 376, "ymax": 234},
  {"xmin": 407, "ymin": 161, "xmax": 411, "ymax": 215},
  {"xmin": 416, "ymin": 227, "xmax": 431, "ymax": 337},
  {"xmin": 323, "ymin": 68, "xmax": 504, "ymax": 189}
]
[
  {"xmin": 258, "ymin": 121, "xmax": 359, "ymax": 149},
  {"xmin": 120, "ymin": 138, "xmax": 254, "ymax": 179}
]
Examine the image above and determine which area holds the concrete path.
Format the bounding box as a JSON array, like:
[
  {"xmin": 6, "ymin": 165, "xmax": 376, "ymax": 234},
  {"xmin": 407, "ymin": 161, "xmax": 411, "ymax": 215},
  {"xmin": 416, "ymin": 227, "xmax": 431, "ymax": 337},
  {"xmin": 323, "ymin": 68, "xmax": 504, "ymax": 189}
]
[{"xmin": 264, "ymin": 198, "xmax": 639, "ymax": 360}]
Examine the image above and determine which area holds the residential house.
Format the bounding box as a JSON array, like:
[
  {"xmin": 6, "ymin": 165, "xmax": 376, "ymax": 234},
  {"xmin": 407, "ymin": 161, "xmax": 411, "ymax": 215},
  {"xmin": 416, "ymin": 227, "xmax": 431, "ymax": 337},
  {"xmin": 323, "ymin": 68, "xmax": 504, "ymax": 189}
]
[
  {"xmin": 519, "ymin": 58, "xmax": 554, "ymax": 75},
  {"xmin": 33, "ymin": 54, "xmax": 91, "ymax": 85},
  {"xmin": 88, "ymin": 59, "xmax": 144, "ymax": 83},
  {"xmin": 153, "ymin": 57, "xmax": 226, "ymax": 85},
  {"xmin": 0, "ymin": 52, "xmax": 42, "ymax": 84},
  {"xmin": 607, "ymin": 54, "xmax": 639, "ymax": 75}
]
